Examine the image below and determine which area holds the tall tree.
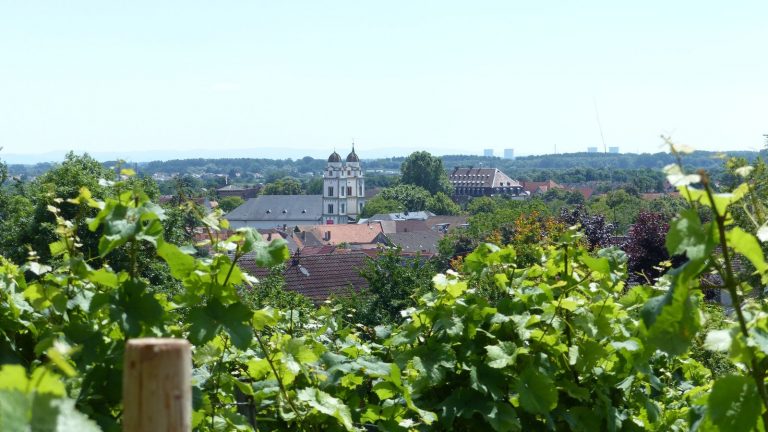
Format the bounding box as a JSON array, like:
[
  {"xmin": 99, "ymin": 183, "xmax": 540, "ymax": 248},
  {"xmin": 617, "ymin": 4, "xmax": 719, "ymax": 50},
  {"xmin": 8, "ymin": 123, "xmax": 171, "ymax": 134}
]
[
  {"xmin": 378, "ymin": 184, "xmax": 431, "ymax": 212},
  {"xmin": 262, "ymin": 177, "xmax": 303, "ymax": 195},
  {"xmin": 426, "ymin": 192, "xmax": 461, "ymax": 215},
  {"xmin": 400, "ymin": 151, "xmax": 453, "ymax": 195}
]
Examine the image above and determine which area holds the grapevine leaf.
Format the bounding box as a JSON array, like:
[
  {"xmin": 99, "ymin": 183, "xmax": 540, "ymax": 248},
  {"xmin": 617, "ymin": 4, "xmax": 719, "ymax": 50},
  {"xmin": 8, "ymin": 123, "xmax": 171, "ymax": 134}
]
[
  {"xmin": 516, "ymin": 366, "xmax": 557, "ymax": 415},
  {"xmin": 252, "ymin": 307, "xmax": 278, "ymax": 330},
  {"xmin": 188, "ymin": 300, "xmax": 253, "ymax": 349},
  {"xmin": 642, "ymin": 284, "xmax": 700, "ymax": 356},
  {"xmin": 484, "ymin": 403, "xmax": 521, "ymax": 432},
  {"xmin": 251, "ymin": 238, "xmax": 290, "ymax": 268},
  {"xmin": 485, "ymin": 342, "xmax": 518, "ymax": 369},
  {"xmin": 727, "ymin": 227, "xmax": 768, "ymax": 274},
  {"xmin": 708, "ymin": 375, "xmax": 761, "ymax": 432},
  {"xmin": 296, "ymin": 388, "xmax": 355, "ymax": 431},
  {"xmin": 157, "ymin": 241, "xmax": 196, "ymax": 280},
  {"xmin": 665, "ymin": 208, "xmax": 713, "ymax": 261}
]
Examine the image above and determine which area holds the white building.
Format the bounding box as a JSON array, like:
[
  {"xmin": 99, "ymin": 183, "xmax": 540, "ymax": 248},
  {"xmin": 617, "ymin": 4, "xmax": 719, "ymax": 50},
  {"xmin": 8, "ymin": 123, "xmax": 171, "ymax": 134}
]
[
  {"xmin": 483, "ymin": 148, "xmax": 494, "ymax": 157},
  {"xmin": 322, "ymin": 146, "xmax": 365, "ymax": 224},
  {"xmin": 609, "ymin": 146, "xmax": 620, "ymax": 154},
  {"xmin": 504, "ymin": 148, "xmax": 514, "ymax": 159}
]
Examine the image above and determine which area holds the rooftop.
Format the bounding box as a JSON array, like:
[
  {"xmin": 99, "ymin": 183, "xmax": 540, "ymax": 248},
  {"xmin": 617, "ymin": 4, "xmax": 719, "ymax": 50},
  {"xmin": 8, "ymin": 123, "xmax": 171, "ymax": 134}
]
[
  {"xmin": 225, "ymin": 195, "xmax": 323, "ymax": 222},
  {"xmin": 240, "ymin": 252, "xmax": 370, "ymax": 303}
]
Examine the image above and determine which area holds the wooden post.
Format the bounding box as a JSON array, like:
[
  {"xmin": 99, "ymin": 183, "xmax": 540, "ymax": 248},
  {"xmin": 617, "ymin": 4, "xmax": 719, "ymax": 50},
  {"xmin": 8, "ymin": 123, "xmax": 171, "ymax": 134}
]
[{"xmin": 123, "ymin": 338, "xmax": 192, "ymax": 432}]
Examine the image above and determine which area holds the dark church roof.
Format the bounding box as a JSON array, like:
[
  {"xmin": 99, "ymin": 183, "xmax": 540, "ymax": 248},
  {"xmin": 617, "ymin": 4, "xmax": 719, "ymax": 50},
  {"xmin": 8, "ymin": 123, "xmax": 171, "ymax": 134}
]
[
  {"xmin": 328, "ymin": 151, "xmax": 342, "ymax": 163},
  {"xmin": 225, "ymin": 195, "xmax": 323, "ymax": 222},
  {"xmin": 346, "ymin": 148, "xmax": 359, "ymax": 162}
]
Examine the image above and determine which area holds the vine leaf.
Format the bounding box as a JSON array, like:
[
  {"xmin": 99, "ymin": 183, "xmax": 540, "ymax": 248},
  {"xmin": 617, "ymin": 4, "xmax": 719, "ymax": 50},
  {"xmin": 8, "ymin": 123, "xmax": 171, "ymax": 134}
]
[
  {"xmin": 516, "ymin": 366, "xmax": 557, "ymax": 415},
  {"xmin": 708, "ymin": 375, "xmax": 761, "ymax": 432}
]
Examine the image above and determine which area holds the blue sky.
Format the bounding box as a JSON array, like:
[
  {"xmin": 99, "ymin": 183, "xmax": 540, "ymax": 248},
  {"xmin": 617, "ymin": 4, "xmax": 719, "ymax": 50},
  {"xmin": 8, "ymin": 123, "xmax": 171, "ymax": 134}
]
[{"xmin": 1, "ymin": 1, "xmax": 766, "ymax": 162}]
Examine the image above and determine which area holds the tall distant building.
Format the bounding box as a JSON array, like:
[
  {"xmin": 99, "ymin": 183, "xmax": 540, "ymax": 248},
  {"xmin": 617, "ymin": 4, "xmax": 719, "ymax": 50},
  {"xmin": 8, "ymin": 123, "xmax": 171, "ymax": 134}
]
[
  {"xmin": 608, "ymin": 146, "xmax": 620, "ymax": 154},
  {"xmin": 322, "ymin": 146, "xmax": 365, "ymax": 224},
  {"xmin": 483, "ymin": 148, "xmax": 494, "ymax": 157},
  {"xmin": 587, "ymin": 147, "xmax": 598, "ymax": 153},
  {"xmin": 504, "ymin": 148, "xmax": 515, "ymax": 159}
]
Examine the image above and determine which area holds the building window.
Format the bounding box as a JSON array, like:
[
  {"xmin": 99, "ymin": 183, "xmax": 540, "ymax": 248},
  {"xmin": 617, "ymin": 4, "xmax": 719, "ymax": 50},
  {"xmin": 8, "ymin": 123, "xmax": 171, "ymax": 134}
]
[
  {"xmin": 359, "ymin": 185, "xmax": 363, "ymax": 195},
  {"xmin": 327, "ymin": 186, "xmax": 334, "ymax": 197},
  {"xmin": 347, "ymin": 170, "xmax": 351, "ymax": 176},
  {"xmin": 328, "ymin": 170, "xmax": 332, "ymax": 176},
  {"xmin": 347, "ymin": 186, "xmax": 352, "ymax": 196},
  {"xmin": 340, "ymin": 187, "xmax": 345, "ymax": 197},
  {"xmin": 328, "ymin": 204, "xmax": 334, "ymax": 214},
  {"xmin": 341, "ymin": 203, "xmax": 346, "ymax": 213}
]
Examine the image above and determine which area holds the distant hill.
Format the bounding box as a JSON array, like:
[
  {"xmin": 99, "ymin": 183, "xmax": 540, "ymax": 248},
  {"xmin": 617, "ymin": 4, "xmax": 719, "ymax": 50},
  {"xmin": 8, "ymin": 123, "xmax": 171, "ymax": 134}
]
[{"xmin": 5, "ymin": 150, "xmax": 759, "ymax": 180}]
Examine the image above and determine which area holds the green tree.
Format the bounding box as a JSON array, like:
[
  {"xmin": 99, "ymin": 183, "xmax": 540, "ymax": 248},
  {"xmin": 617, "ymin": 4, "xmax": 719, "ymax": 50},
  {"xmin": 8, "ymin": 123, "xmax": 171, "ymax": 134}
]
[
  {"xmin": 426, "ymin": 192, "xmax": 461, "ymax": 215},
  {"xmin": 304, "ymin": 177, "xmax": 323, "ymax": 195},
  {"xmin": 335, "ymin": 248, "xmax": 436, "ymax": 327},
  {"xmin": 400, "ymin": 151, "xmax": 453, "ymax": 195},
  {"xmin": 10, "ymin": 153, "xmax": 115, "ymax": 262},
  {"xmin": 360, "ymin": 195, "xmax": 404, "ymax": 218},
  {"xmin": 218, "ymin": 196, "xmax": 245, "ymax": 212},
  {"xmin": 378, "ymin": 184, "xmax": 431, "ymax": 212},
  {"xmin": 466, "ymin": 196, "xmax": 501, "ymax": 215},
  {"xmin": 262, "ymin": 177, "xmax": 303, "ymax": 195}
]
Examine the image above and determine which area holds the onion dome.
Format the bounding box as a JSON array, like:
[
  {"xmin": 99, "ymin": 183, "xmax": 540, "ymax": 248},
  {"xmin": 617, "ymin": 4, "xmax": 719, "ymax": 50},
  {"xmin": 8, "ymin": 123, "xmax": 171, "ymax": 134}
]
[
  {"xmin": 346, "ymin": 147, "xmax": 359, "ymax": 162},
  {"xmin": 328, "ymin": 151, "xmax": 342, "ymax": 163}
]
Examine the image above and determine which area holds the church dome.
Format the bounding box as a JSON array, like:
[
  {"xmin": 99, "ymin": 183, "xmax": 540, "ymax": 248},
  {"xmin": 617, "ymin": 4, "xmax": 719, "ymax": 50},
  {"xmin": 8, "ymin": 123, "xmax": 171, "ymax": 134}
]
[
  {"xmin": 346, "ymin": 148, "xmax": 359, "ymax": 162},
  {"xmin": 328, "ymin": 151, "xmax": 342, "ymax": 163}
]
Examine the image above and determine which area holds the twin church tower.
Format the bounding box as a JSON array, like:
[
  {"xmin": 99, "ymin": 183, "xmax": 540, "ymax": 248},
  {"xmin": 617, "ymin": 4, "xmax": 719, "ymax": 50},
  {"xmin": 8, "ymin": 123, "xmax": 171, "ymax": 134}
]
[{"xmin": 322, "ymin": 146, "xmax": 365, "ymax": 224}]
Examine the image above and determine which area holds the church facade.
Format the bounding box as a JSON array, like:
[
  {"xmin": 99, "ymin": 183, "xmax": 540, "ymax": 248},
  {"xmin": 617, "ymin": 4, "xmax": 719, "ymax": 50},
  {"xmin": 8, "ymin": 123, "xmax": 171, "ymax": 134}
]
[{"xmin": 322, "ymin": 146, "xmax": 365, "ymax": 224}]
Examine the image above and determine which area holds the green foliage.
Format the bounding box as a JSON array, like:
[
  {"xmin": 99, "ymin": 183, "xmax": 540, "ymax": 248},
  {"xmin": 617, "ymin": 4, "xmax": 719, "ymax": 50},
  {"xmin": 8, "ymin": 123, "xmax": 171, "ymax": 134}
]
[
  {"xmin": 360, "ymin": 196, "xmax": 404, "ymax": 218},
  {"xmin": 262, "ymin": 177, "xmax": 303, "ymax": 195},
  {"xmin": 377, "ymin": 184, "xmax": 431, "ymax": 212},
  {"xmin": 5, "ymin": 144, "xmax": 768, "ymax": 431},
  {"xmin": 426, "ymin": 192, "xmax": 461, "ymax": 216},
  {"xmin": 218, "ymin": 195, "xmax": 245, "ymax": 212},
  {"xmin": 400, "ymin": 151, "xmax": 453, "ymax": 195},
  {"xmin": 335, "ymin": 248, "xmax": 437, "ymax": 327}
]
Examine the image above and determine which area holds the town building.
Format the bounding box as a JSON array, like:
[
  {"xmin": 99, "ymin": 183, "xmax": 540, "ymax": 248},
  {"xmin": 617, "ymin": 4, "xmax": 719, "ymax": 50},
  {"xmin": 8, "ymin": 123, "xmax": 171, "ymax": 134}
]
[
  {"xmin": 483, "ymin": 149, "xmax": 494, "ymax": 157},
  {"xmin": 224, "ymin": 195, "xmax": 323, "ymax": 229},
  {"xmin": 294, "ymin": 222, "xmax": 387, "ymax": 249},
  {"xmin": 449, "ymin": 167, "xmax": 524, "ymax": 198},
  {"xmin": 217, "ymin": 184, "xmax": 261, "ymax": 199},
  {"xmin": 239, "ymin": 252, "xmax": 370, "ymax": 304},
  {"xmin": 322, "ymin": 146, "xmax": 365, "ymax": 224},
  {"xmin": 503, "ymin": 148, "xmax": 515, "ymax": 159}
]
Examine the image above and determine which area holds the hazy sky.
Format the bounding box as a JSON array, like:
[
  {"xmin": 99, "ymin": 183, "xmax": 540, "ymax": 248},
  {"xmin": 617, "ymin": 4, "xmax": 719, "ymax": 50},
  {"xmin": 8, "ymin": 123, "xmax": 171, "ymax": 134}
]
[{"xmin": 1, "ymin": 1, "xmax": 766, "ymax": 161}]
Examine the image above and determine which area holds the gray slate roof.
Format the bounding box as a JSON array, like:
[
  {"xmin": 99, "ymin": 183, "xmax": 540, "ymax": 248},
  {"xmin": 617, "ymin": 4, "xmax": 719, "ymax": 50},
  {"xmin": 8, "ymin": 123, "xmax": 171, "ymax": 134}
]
[
  {"xmin": 386, "ymin": 231, "xmax": 443, "ymax": 254},
  {"xmin": 225, "ymin": 195, "xmax": 323, "ymax": 222},
  {"xmin": 366, "ymin": 211, "xmax": 435, "ymax": 221}
]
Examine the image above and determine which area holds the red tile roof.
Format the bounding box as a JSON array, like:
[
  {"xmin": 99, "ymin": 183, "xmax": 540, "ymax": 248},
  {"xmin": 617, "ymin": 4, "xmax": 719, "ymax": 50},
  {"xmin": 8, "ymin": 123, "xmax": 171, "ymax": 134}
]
[
  {"xmin": 239, "ymin": 252, "xmax": 370, "ymax": 303},
  {"xmin": 296, "ymin": 223, "xmax": 386, "ymax": 246}
]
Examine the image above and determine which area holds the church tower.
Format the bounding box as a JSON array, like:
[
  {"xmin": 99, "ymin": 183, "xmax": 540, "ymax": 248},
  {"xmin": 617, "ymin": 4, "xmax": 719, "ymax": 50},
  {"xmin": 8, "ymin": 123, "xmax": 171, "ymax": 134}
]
[{"xmin": 322, "ymin": 145, "xmax": 365, "ymax": 224}]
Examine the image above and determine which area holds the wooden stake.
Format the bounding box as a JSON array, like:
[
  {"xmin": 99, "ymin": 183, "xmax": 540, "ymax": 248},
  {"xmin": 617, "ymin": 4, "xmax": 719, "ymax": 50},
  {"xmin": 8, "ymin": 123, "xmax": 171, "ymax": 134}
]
[{"xmin": 123, "ymin": 338, "xmax": 192, "ymax": 432}]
